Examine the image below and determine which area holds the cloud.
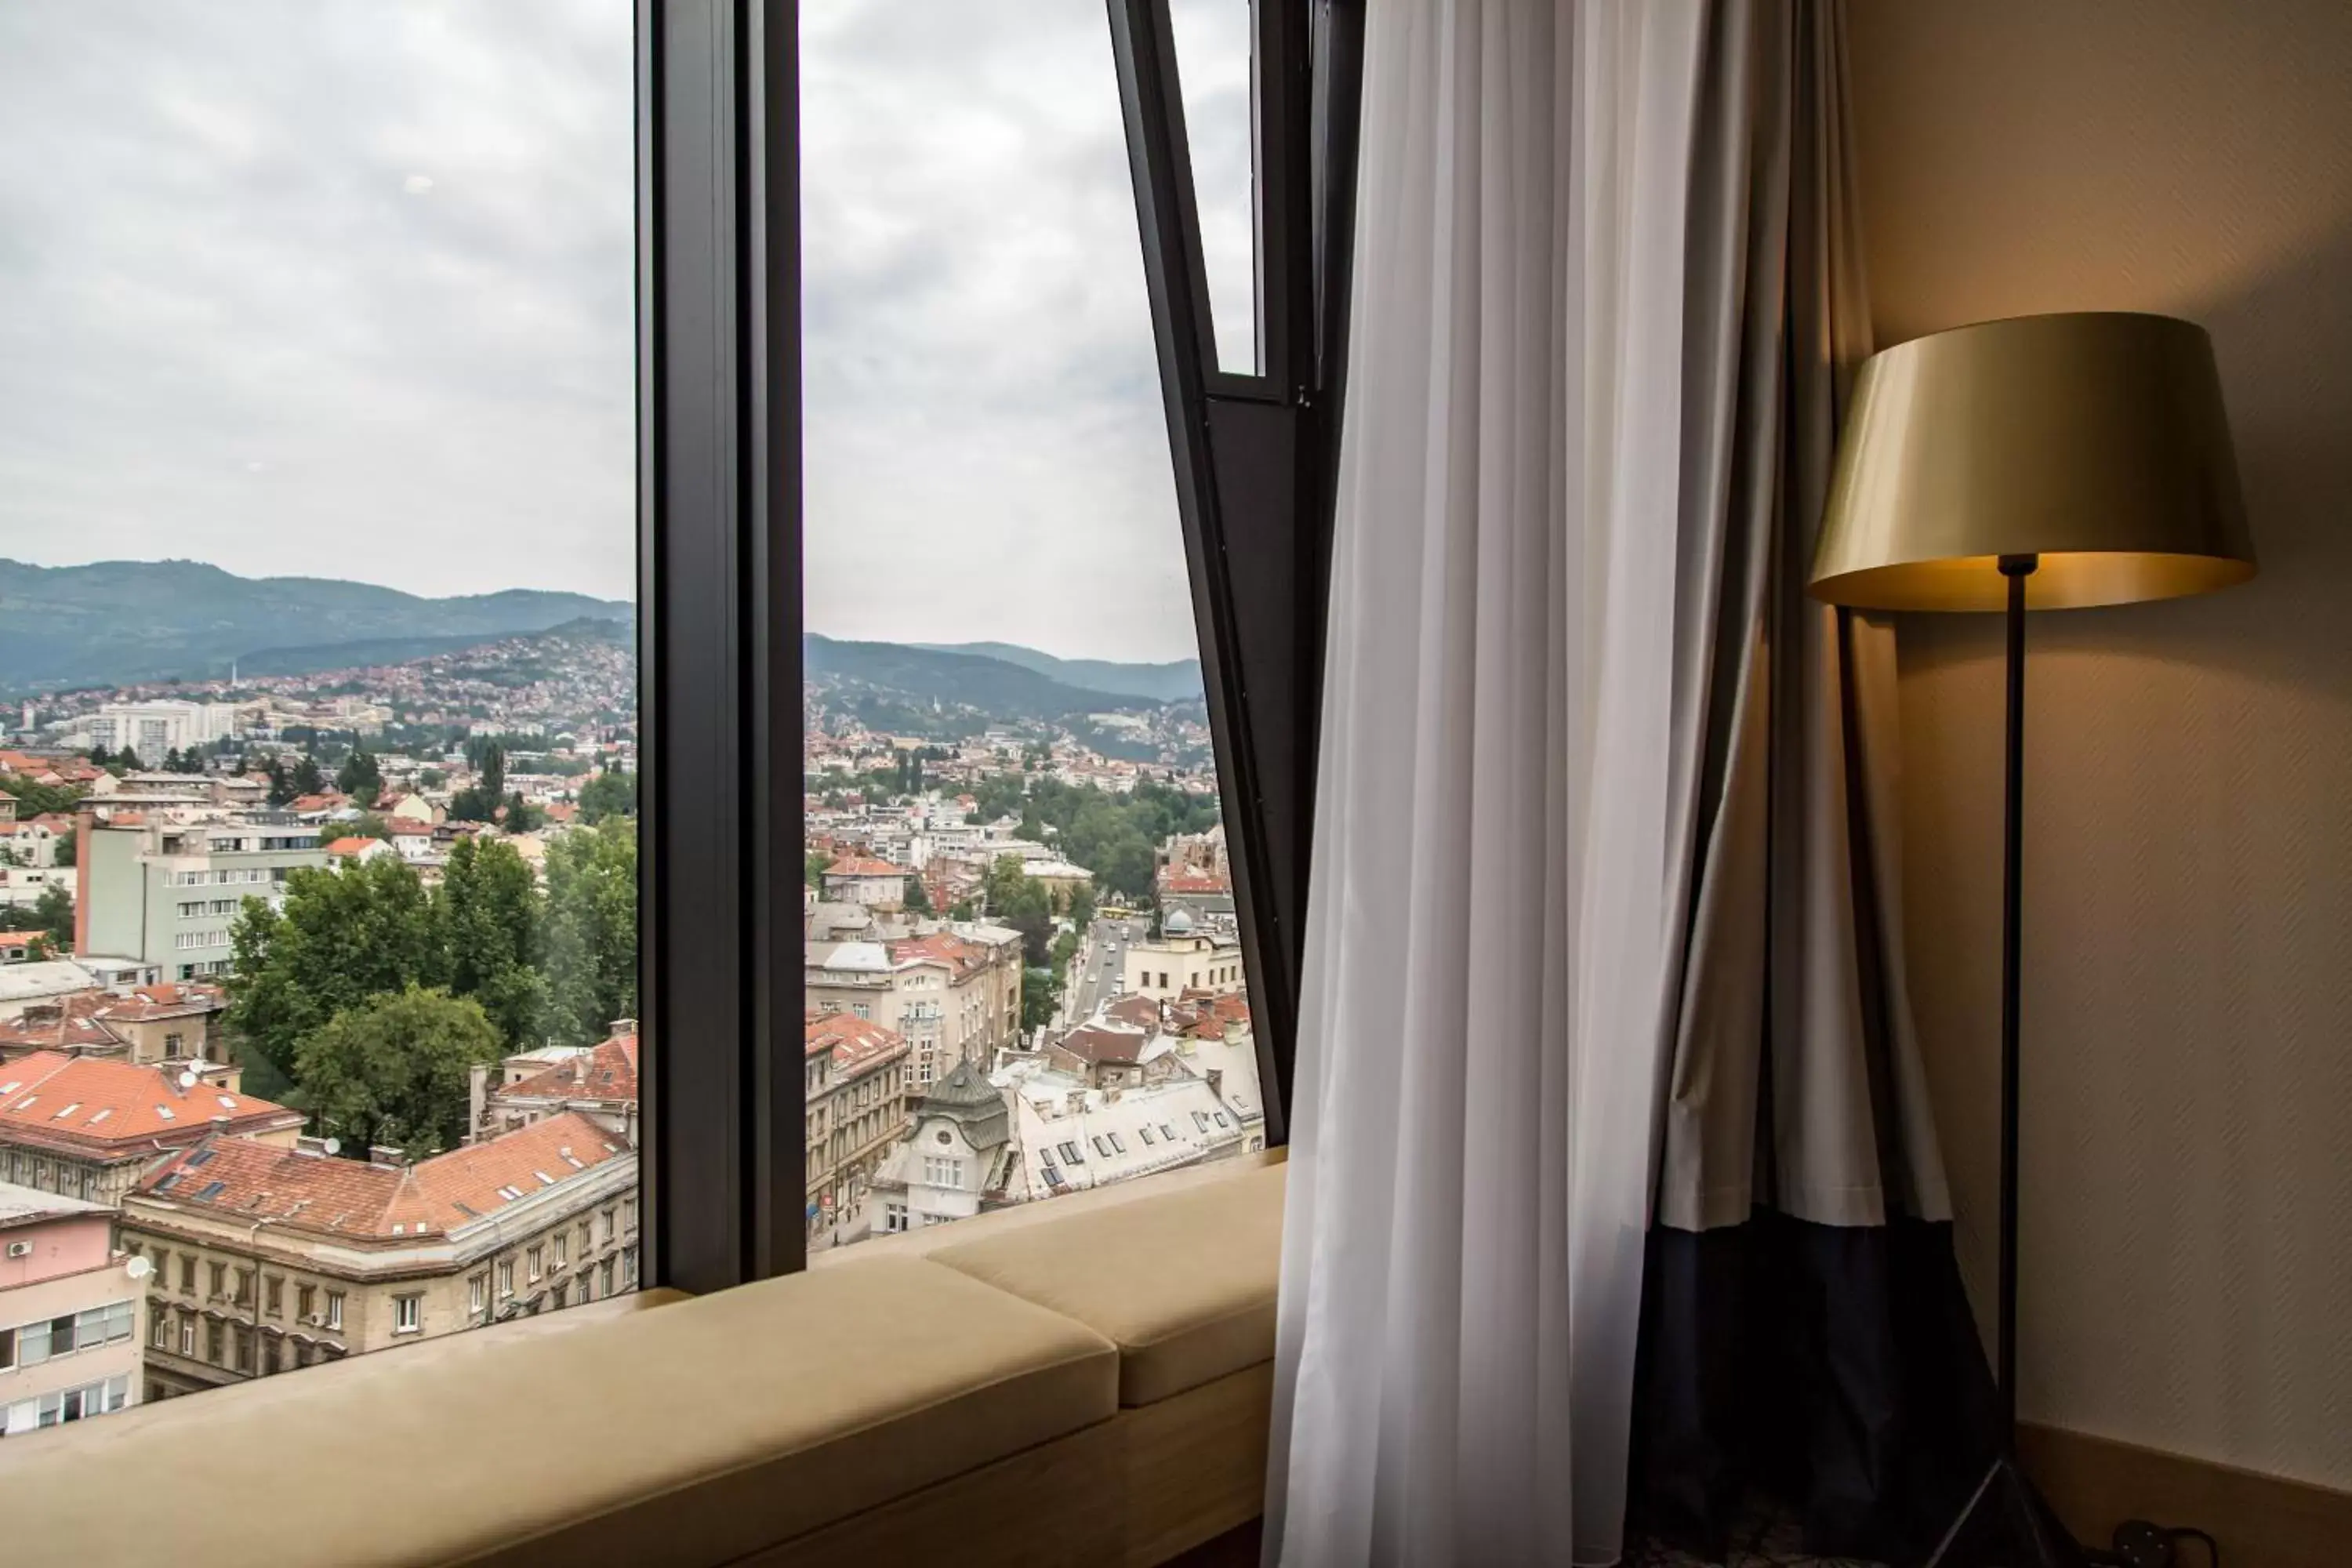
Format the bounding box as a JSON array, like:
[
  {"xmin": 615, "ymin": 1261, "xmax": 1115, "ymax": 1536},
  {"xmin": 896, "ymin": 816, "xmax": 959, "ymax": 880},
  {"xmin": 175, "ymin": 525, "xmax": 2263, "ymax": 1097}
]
[{"xmin": 0, "ymin": 0, "xmax": 1248, "ymax": 663}]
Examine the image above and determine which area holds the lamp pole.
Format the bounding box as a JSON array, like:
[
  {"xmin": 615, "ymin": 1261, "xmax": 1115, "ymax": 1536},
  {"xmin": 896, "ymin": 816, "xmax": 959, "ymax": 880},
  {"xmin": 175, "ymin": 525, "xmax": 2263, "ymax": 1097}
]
[{"xmin": 1996, "ymin": 552, "xmax": 2034, "ymax": 1443}]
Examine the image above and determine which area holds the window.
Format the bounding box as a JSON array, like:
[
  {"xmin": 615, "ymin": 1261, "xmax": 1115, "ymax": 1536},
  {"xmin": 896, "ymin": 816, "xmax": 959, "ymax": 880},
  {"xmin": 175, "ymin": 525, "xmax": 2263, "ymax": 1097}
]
[
  {"xmin": 150, "ymin": 1310, "xmax": 169, "ymax": 1351},
  {"xmin": 393, "ymin": 1295, "xmax": 421, "ymax": 1335},
  {"xmin": 498, "ymin": 1261, "xmax": 516, "ymax": 1299},
  {"xmin": 0, "ymin": 1326, "xmax": 13, "ymax": 1370},
  {"xmin": 527, "ymin": 1245, "xmax": 544, "ymax": 1284},
  {"xmin": 553, "ymin": 1232, "xmax": 568, "ymax": 1269},
  {"xmin": 179, "ymin": 1314, "xmax": 196, "ymax": 1358},
  {"xmin": 600, "ymin": 1256, "xmax": 616, "ymax": 1298},
  {"xmin": 469, "ymin": 1275, "xmax": 487, "ymax": 1315},
  {"xmin": 0, "ymin": 0, "xmax": 644, "ymax": 1408},
  {"xmin": 922, "ymin": 1156, "xmax": 963, "ymax": 1189}
]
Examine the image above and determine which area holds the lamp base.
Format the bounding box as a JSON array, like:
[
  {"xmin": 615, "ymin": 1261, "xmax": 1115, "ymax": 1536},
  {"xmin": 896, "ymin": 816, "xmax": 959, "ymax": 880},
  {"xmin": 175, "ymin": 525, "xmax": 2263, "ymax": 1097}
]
[{"xmin": 1922, "ymin": 1453, "xmax": 2089, "ymax": 1568}]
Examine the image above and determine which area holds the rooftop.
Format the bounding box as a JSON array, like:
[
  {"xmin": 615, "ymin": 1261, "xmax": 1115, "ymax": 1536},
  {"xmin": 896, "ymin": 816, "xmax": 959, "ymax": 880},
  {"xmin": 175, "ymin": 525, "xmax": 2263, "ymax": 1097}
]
[
  {"xmin": 0, "ymin": 1051, "xmax": 300, "ymax": 1156},
  {"xmin": 0, "ymin": 1178, "xmax": 111, "ymax": 1230},
  {"xmin": 128, "ymin": 1110, "xmax": 629, "ymax": 1241},
  {"xmin": 492, "ymin": 1033, "xmax": 641, "ymax": 1109}
]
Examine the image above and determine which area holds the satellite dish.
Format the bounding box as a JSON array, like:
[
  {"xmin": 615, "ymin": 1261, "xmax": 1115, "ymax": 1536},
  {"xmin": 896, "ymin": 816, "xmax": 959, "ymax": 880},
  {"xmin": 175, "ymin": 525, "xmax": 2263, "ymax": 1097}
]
[
  {"xmin": 322, "ymin": 1137, "xmax": 341, "ymax": 1156},
  {"xmin": 125, "ymin": 1256, "xmax": 153, "ymax": 1281},
  {"xmin": 176, "ymin": 1069, "xmax": 198, "ymax": 1090}
]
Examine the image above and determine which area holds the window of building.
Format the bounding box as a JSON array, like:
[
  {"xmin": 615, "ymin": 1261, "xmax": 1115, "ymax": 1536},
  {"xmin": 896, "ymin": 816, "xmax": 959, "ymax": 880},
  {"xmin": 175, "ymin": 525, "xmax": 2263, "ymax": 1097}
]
[
  {"xmin": 264, "ymin": 1276, "xmax": 283, "ymax": 1317},
  {"xmin": 922, "ymin": 1156, "xmax": 963, "ymax": 1189},
  {"xmin": 233, "ymin": 1326, "xmax": 254, "ymax": 1374},
  {"xmin": 207, "ymin": 1261, "xmax": 226, "ymax": 1300},
  {"xmin": 552, "ymin": 1232, "xmax": 568, "ymax": 1269},
  {"xmin": 392, "ymin": 1295, "xmax": 421, "ymax": 1334},
  {"xmin": 324, "ymin": 1293, "xmax": 343, "ymax": 1332},
  {"xmin": 179, "ymin": 1314, "xmax": 195, "ymax": 1358},
  {"xmin": 498, "ymin": 1260, "xmax": 516, "ymax": 1299},
  {"xmin": 296, "ymin": 1284, "xmax": 315, "ymax": 1322},
  {"xmin": 527, "ymin": 1245, "xmax": 543, "ymax": 1284},
  {"xmin": 468, "ymin": 1275, "xmax": 487, "ymax": 1316},
  {"xmin": 205, "ymin": 1320, "xmax": 224, "ymax": 1366}
]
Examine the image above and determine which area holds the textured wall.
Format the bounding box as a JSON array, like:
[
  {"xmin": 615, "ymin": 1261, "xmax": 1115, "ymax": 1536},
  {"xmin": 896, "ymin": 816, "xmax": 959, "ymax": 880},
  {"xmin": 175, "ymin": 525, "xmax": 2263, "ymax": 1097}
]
[{"xmin": 1849, "ymin": 0, "xmax": 2352, "ymax": 1491}]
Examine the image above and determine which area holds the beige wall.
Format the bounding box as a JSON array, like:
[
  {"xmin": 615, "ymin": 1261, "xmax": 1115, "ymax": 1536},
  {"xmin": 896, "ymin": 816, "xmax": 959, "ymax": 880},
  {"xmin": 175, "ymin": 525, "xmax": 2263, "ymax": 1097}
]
[{"xmin": 1850, "ymin": 0, "xmax": 2352, "ymax": 1492}]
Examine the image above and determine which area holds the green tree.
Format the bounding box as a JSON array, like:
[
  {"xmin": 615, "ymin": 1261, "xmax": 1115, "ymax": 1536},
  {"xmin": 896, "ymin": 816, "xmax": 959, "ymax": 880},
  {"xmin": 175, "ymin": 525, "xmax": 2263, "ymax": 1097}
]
[
  {"xmin": 577, "ymin": 767, "xmax": 636, "ymax": 825},
  {"xmin": 332, "ymin": 814, "xmax": 394, "ymax": 843},
  {"xmin": 436, "ymin": 837, "xmax": 547, "ymax": 1050},
  {"xmin": 501, "ymin": 793, "xmax": 544, "ymax": 832},
  {"xmin": 24, "ymin": 933, "xmax": 51, "ymax": 962},
  {"xmin": 34, "ymin": 885, "xmax": 71, "ymax": 952},
  {"xmin": 224, "ymin": 856, "xmax": 442, "ymax": 1083},
  {"xmin": 292, "ymin": 986, "xmax": 506, "ymax": 1160},
  {"xmin": 543, "ymin": 821, "xmax": 637, "ymax": 1046},
  {"xmin": 805, "ymin": 849, "xmax": 832, "ymax": 887},
  {"xmin": 336, "ymin": 748, "xmax": 383, "ymax": 802},
  {"xmin": 288, "ymin": 754, "xmax": 323, "ymax": 796},
  {"xmin": 50, "ymin": 826, "xmax": 74, "ymax": 868},
  {"xmin": 114, "ymin": 748, "xmax": 143, "ymax": 774},
  {"xmin": 1019, "ymin": 966, "xmax": 1059, "ymax": 1036},
  {"xmin": 419, "ymin": 767, "xmax": 448, "ymax": 790},
  {"xmin": 903, "ymin": 875, "xmax": 931, "ymax": 915},
  {"xmin": 1068, "ymin": 883, "xmax": 1097, "ymax": 929},
  {"xmin": 0, "ymin": 774, "xmax": 85, "ymax": 816},
  {"xmin": 447, "ymin": 743, "xmax": 506, "ymax": 822},
  {"xmin": 948, "ymin": 898, "xmax": 976, "ymax": 921},
  {"xmin": 87, "ymin": 744, "xmax": 111, "ymax": 768}
]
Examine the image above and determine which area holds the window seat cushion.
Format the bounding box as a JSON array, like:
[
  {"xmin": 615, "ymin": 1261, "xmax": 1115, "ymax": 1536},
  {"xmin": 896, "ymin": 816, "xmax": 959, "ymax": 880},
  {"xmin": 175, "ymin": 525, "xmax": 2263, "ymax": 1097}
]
[
  {"xmin": 927, "ymin": 1160, "xmax": 1286, "ymax": 1406},
  {"xmin": 0, "ymin": 1256, "xmax": 1118, "ymax": 1567}
]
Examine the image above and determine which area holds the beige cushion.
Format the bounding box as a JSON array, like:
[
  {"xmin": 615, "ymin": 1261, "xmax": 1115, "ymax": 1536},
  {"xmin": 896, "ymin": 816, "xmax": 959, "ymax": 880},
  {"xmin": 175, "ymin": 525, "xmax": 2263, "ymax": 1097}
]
[
  {"xmin": 0, "ymin": 1257, "xmax": 1117, "ymax": 1567},
  {"xmin": 928, "ymin": 1160, "xmax": 1285, "ymax": 1406}
]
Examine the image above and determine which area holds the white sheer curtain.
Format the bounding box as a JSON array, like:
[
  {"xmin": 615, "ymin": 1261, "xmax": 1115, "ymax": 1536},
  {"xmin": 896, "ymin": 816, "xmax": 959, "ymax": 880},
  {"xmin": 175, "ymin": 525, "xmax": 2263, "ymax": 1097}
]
[{"xmin": 1265, "ymin": 4, "xmax": 1715, "ymax": 1563}]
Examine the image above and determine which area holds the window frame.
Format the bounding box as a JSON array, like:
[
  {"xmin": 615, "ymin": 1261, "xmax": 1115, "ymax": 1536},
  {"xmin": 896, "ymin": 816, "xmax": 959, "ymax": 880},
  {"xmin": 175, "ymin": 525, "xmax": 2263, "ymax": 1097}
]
[{"xmin": 637, "ymin": 0, "xmax": 1356, "ymax": 1292}]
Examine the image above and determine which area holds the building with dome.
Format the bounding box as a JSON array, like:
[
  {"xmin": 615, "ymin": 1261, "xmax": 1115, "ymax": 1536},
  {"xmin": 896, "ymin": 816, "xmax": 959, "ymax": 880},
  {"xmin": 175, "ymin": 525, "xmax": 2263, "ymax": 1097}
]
[
  {"xmin": 866, "ymin": 1058, "xmax": 1012, "ymax": 1236},
  {"xmin": 1116, "ymin": 906, "xmax": 1246, "ymax": 1004}
]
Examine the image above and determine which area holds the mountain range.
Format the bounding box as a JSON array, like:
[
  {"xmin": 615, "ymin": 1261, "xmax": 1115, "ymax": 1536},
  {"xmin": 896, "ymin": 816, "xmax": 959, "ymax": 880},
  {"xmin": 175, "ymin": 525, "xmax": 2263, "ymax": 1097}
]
[
  {"xmin": 0, "ymin": 562, "xmax": 1207, "ymax": 735},
  {"xmin": 0, "ymin": 559, "xmax": 630, "ymax": 696}
]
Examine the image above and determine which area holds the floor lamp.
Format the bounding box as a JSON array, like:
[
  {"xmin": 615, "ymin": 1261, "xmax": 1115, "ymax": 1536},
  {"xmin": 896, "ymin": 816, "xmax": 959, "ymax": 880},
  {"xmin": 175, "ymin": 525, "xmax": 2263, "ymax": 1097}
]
[{"xmin": 1806, "ymin": 313, "xmax": 2256, "ymax": 1566}]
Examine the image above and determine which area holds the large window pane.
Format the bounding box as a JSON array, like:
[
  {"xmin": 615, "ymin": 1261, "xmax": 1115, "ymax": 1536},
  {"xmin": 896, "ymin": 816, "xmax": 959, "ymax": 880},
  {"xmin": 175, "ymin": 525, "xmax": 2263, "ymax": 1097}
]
[
  {"xmin": 802, "ymin": 0, "xmax": 1264, "ymax": 1250},
  {"xmin": 0, "ymin": 0, "xmax": 640, "ymax": 1424},
  {"xmin": 1169, "ymin": 0, "xmax": 1261, "ymax": 374}
]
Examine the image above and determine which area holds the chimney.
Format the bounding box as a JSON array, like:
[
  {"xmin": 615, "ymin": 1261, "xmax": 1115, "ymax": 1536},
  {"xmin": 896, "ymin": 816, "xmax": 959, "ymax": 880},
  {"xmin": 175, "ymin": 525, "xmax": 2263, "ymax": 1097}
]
[
  {"xmin": 368, "ymin": 1145, "xmax": 405, "ymax": 1170},
  {"xmin": 73, "ymin": 808, "xmax": 95, "ymax": 956},
  {"xmin": 294, "ymin": 1135, "xmax": 329, "ymax": 1158},
  {"xmin": 467, "ymin": 1062, "xmax": 489, "ymax": 1144},
  {"xmin": 608, "ymin": 1018, "xmax": 637, "ymax": 1040}
]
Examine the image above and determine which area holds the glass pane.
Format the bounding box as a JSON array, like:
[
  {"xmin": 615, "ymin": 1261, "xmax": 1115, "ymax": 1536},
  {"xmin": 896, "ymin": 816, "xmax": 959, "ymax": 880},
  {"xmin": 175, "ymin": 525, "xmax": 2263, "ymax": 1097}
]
[
  {"xmin": 802, "ymin": 0, "xmax": 1265, "ymax": 1250},
  {"xmin": 1169, "ymin": 0, "xmax": 1260, "ymax": 374},
  {"xmin": 0, "ymin": 0, "xmax": 640, "ymax": 1421}
]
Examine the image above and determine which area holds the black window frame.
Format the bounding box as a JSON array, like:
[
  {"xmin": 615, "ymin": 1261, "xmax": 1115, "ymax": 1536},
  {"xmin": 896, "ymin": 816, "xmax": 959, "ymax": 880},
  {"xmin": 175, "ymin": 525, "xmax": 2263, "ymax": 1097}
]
[{"xmin": 640, "ymin": 0, "xmax": 1359, "ymax": 1293}]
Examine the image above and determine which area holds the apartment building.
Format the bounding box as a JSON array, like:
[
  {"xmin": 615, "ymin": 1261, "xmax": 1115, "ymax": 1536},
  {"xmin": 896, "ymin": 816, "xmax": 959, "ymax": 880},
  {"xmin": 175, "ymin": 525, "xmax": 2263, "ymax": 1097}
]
[
  {"xmin": 121, "ymin": 1112, "xmax": 638, "ymax": 1399},
  {"xmin": 0, "ymin": 1182, "xmax": 143, "ymax": 1438},
  {"xmin": 869, "ymin": 1057, "xmax": 1013, "ymax": 1236},
  {"xmin": 0, "ymin": 1053, "xmax": 303, "ymax": 1207},
  {"xmin": 1116, "ymin": 908, "xmax": 1245, "ymax": 1003},
  {"xmin": 805, "ymin": 924, "xmax": 1023, "ymax": 1092},
  {"xmin": 819, "ymin": 855, "xmax": 911, "ymax": 910},
  {"xmin": 76, "ymin": 810, "xmax": 327, "ymax": 982},
  {"xmin": 802, "ymin": 1011, "xmax": 910, "ymax": 1246},
  {"xmin": 0, "ymin": 983, "xmax": 230, "ymax": 1073},
  {"xmin": 470, "ymin": 1025, "xmax": 641, "ymax": 1145}
]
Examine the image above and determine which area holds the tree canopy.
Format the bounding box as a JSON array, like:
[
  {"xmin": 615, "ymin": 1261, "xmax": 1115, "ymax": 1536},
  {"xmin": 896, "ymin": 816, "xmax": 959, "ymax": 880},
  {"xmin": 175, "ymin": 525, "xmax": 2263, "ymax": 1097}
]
[{"xmin": 292, "ymin": 985, "xmax": 506, "ymax": 1159}]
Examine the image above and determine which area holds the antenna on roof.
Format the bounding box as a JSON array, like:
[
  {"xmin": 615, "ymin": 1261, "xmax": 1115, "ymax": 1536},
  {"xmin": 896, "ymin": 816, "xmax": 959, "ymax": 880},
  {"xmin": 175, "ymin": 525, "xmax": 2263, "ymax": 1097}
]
[
  {"xmin": 322, "ymin": 1137, "xmax": 341, "ymax": 1156},
  {"xmin": 176, "ymin": 1069, "xmax": 198, "ymax": 1090}
]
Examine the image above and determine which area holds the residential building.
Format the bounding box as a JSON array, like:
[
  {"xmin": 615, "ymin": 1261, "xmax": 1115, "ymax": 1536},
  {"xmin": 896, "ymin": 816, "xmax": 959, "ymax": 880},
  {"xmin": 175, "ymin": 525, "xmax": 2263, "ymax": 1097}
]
[
  {"xmin": 0, "ymin": 1182, "xmax": 143, "ymax": 1438},
  {"xmin": 61, "ymin": 701, "xmax": 241, "ymax": 759},
  {"xmin": 0, "ymin": 961, "xmax": 103, "ymax": 1022},
  {"xmin": 0, "ymin": 1053, "xmax": 303, "ymax": 1207},
  {"xmin": 0, "ymin": 983, "xmax": 230, "ymax": 1073},
  {"xmin": 869, "ymin": 1058, "xmax": 1012, "ymax": 1235},
  {"xmin": 1117, "ymin": 908, "xmax": 1246, "ymax": 1003},
  {"xmin": 821, "ymin": 855, "xmax": 911, "ymax": 910},
  {"xmin": 805, "ymin": 926, "xmax": 1022, "ymax": 1092},
  {"xmin": 803, "ymin": 1011, "xmax": 910, "ymax": 1246},
  {"xmin": 471, "ymin": 1025, "xmax": 641, "ymax": 1146},
  {"xmin": 76, "ymin": 810, "xmax": 327, "ymax": 981},
  {"xmin": 121, "ymin": 1112, "xmax": 638, "ymax": 1399}
]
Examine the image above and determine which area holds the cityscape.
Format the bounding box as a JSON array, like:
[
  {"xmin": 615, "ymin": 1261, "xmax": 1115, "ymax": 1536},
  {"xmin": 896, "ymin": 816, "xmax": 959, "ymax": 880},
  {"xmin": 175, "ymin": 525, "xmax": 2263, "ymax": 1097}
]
[{"xmin": 0, "ymin": 563, "xmax": 1254, "ymax": 1436}]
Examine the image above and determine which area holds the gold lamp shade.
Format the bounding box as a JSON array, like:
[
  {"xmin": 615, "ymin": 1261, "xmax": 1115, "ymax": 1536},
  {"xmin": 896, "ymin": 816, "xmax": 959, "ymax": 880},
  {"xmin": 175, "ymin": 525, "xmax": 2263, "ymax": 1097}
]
[{"xmin": 1808, "ymin": 312, "xmax": 2255, "ymax": 611}]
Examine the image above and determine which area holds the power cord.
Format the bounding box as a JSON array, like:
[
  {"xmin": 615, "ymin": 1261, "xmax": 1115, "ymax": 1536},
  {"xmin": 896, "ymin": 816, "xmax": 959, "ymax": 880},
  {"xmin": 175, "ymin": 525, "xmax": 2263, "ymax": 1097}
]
[{"xmin": 2082, "ymin": 1519, "xmax": 2222, "ymax": 1568}]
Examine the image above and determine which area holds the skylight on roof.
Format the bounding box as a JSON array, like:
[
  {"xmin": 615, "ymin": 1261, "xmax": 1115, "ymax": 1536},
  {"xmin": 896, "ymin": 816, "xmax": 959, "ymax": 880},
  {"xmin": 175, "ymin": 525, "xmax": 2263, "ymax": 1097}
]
[
  {"xmin": 535, "ymin": 1170, "xmax": 556, "ymax": 1185},
  {"xmin": 52, "ymin": 1102, "xmax": 80, "ymax": 1120},
  {"xmin": 218, "ymin": 1095, "xmax": 238, "ymax": 1109},
  {"xmin": 88, "ymin": 1109, "xmax": 111, "ymax": 1124},
  {"xmin": 195, "ymin": 1181, "xmax": 226, "ymax": 1201},
  {"xmin": 156, "ymin": 1105, "xmax": 175, "ymax": 1120},
  {"xmin": 15, "ymin": 1097, "xmax": 34, "ymax": 1111}
]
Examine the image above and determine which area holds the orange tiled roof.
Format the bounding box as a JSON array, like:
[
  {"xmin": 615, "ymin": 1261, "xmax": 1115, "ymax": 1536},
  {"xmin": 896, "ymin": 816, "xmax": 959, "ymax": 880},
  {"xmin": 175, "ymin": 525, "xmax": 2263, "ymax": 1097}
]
[
  {"xmin": 887, "ymin": 931, "xmax": 988, "ymax": 978},
  {"xmin": 824, "ymin": 855, "xmax": 907, "ymax": 879},
  {"xmin": 0, "ymin": 1051, "xmax": 300, "ymax": 1156},
  {"xmin": 492, "ymin": 1034, "xmax": 640, "ymax": 1109},
  {"xmin": 130, "ymin": 1110, "xmax": 628, "ymax": 1240},
  {"xmin": 1157, "ymin": 869, "xmax": 1231, "ymax": 895},
  {"xmin": 324, "ymin": 837, "xmax": 378, "ymax": 857},
  {"xmin": 804, "ymin": 1011, "xmax": 909, "ymax": 1074}
]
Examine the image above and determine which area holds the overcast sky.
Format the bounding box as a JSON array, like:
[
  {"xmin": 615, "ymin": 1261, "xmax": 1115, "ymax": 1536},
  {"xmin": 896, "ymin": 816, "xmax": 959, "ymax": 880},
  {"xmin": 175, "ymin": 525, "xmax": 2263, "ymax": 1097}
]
[{"xmin": 0, "ymin": 0, "xmax": 1250, "ymax": 665}]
